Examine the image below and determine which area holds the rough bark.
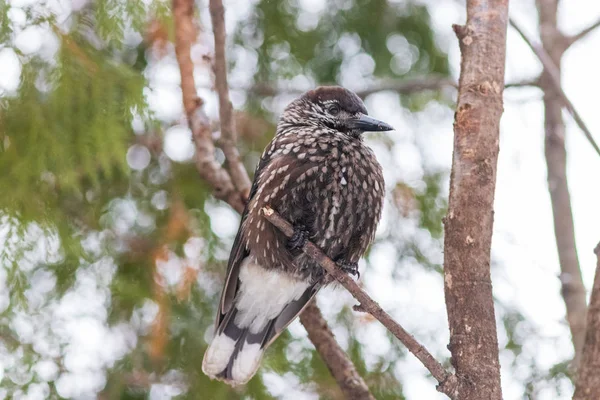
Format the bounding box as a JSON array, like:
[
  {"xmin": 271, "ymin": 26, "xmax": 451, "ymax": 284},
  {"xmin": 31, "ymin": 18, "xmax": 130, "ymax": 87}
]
[
  {"xmin": 442, "ymin": 1, "xmax": 508, "ymax": 399},
  {"xmin": 537, "ymin": 0, "xmax": 587, "ymax": 367},
  {"xmin": 573, "ymin": 243, "xmax": 600, "ymax": 400},
  {"xmin": 172, "ymin": 0, "xmax": 374, "ymax": 395}
]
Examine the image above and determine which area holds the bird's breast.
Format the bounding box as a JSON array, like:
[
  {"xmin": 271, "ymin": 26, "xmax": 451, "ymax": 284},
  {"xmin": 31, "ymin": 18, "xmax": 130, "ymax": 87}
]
[{"xmin": 309, "ymin": 140, "xmax": 384, "ymax": 253}]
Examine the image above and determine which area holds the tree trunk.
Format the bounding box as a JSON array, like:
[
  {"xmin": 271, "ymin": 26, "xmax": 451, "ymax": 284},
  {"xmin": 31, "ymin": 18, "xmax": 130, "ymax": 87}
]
[
  {"xmin": 536, "ymin": 0, "xmax": 587, "ymax": 367},
  {"xmin": 442, "ymin": 1, "xmax": 508, "ymax": 398},
  {"xmin": 573, "ymin": 244, "xmax": 600, "ymax": 399}
]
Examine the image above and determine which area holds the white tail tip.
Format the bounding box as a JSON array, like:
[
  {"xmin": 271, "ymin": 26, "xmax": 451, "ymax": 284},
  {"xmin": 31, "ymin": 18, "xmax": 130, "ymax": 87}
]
[
  {"xmin": 202, "ymin": 334, "xmax": 265, "ymax": 386},
  {"xmin": 202, "ymin": 333, "xmax": 235, "ymax": 377},
  {"xmin": 232, "ymin": 343, "xmax": 263, "ymax": 384}
]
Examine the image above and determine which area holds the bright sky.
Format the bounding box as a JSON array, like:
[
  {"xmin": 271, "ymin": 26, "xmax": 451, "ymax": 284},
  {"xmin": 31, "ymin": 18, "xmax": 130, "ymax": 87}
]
[{"xmin": 2, "ymin": 0, "xmax": 600, "ymax": 399}]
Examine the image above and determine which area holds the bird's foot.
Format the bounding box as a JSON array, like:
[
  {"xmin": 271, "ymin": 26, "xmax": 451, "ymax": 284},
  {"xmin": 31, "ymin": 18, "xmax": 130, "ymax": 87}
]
[
  {"xmin": 287, "ymin": 224, "xmax": 309, "ymax": 250},
  {"xmin": 337, "ymin": 261, "xmax": 360, "ymax": 279}
]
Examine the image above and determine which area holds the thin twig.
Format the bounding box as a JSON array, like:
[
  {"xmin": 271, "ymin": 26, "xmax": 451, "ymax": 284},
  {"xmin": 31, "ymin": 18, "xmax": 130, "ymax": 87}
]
[
  {"xmin": 173, "ymin": 0, "xmax": 244, "ymax": 213},
  {"xmin": 208, "ymin": 0, "xmax": 252, "ymax": 199},
  {"xmin": 261, "ymin": 206, "xmax": 459, "ymax": 398},
  {"xmin": 505, "ymin": 78, "xmax": 540, "ymax": 89},
  {"xmin": 565, "ymin": 17, "xmax": 600, "ymax": 48},
  {"xmin": 354, "ymin": 77, "xmax": 456, "ymax": 97},
  {"xmin": 246, "ymin": 76, "xmax": 536, "ymax": 99},
  {"xmin": 509, "ymin": 18, "xmax": 600, "ymax": 158},
  {"xmin": 247, "ymin": 76, "xmax": 455, "ymax": 99}
]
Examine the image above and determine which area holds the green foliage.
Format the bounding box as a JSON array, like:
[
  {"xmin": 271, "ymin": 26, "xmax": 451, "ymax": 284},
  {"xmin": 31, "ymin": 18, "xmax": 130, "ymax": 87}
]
[
  {"xmin": 237, "ymin": 0, "xmax": 448, "ymax": 84},
  {"xmin": 0, "ymin": 1, "xmax": 11, "ymax": 43},
  {"xmin": 0, "ymin": 45, "xmax": 145, "ymax": 236},
  {"xmin": 414, "ymin": 172, "xmax": 447, "ymax": 239}
]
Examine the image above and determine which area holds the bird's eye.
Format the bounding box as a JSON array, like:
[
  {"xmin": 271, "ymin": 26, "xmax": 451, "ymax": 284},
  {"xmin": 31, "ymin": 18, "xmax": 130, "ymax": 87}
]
[{"xmin": 327, "ymin": 105, "xmax": 340, "ymax": 116}]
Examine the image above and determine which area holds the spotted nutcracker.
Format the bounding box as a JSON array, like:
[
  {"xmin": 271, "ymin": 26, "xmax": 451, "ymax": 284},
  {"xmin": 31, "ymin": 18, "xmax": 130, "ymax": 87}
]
[{"xmin": 202, "ymin": 86, "xmax": 393, "ymax": 385}]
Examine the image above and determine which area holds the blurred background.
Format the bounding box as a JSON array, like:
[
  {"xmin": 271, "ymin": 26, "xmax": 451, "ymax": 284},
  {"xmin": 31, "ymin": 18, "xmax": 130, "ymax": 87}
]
[{"xmin": 1, "ymin": 0, "xmax": 600, "ymax": 399}]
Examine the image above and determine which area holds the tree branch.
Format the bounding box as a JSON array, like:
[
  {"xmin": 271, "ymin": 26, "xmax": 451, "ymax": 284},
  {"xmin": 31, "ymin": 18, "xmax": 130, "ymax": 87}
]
[
  {"xmin": 246, "ymin": 76, "xmax": 455, "ymax": 99},
  {"xmin": 442, "ymin": 1, "xmax": 508, "ymax": 399},
  {"xmin": 505, "ymin": 77, "xmax": 540, "ymax": 89},
  {"xmin": 565, "ymin": 17, "xmax": 600, "ymax": 48},
  {"xmin": 173, "ymin": 0, "xmax": 244, "ymax": 213},
  {"xmin": 573, "ymin": 243, "xmax": 600, "ymax": 399},
  {"xmin": 208, "ymin": 0, "xmax": 252, "ymax": 199},
  {"xmin": 299, "ymin": 302, "xmax": 376, "ymax": 400},
  {"xmin": 173, "ymin": 0, "xmax": 373, "ymax": 395},
  {"xmin": 509, "ymin": 17, "xmax": 600, "ymax": 158},
  {"xmin": 354, "ymin": 77, "xmax": 456, "ymax": 98},
  {"xmin": 245, "ymin": 76, "xmax": 535, "ymax": 99},
  {"xmin": 513, "ymin": 3, "xmax": 588, "ymax": 367},
  {"xmin": 261, "ymin": 207, "xmax": 459, "ymax": 398}
]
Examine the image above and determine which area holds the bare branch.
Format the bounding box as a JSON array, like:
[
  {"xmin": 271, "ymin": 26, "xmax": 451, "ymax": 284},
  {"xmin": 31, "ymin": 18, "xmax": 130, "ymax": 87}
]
[
  {"xmin": 173, "ymin": 0, "xmax": 244, "ymax": 213},
  {"xmin": 505, "ymin": 77, "xmax": 540, "ymax": 89},
  {"xmin": 565, "ymin": 17, "xmax": 600, "ymax": 48},
  {"xmin": 208, "ymin": 0, "xmax": 252, "ymax": 199},
  {"xmin": 299, "ymin": 302, "xmax": 375, "ymax": 400},
  {"xmin": 247, "ymin": 76, "xmax": 455, "ymax": 99},
  {"xmin": 509, "ymin": 18, "xmax": 600, "ymax": 158},
  {"xmin": 442, "ymin": 1, "xmax": 509, "ymax": 399},
  {"xmin": 573, "ymin": 243, "xmax": 600, "ymax": 399},
  {"xmin": 354, "ymin": 77, "xmax": 456, "ymax": 98},
  {"xmin": 246, "ymin": 76, "xmax": 535, "ymax": 99},
  {"xmin": 173, "ymin": 0, "xmax": 373, "ymax": 394},
  {"xmin": 513, "ymin": 7, "xmax": 588, "ymax": 367},
  {"xmin": 261, "ymin": 207, "xmax": 459, "ymax": 398}
]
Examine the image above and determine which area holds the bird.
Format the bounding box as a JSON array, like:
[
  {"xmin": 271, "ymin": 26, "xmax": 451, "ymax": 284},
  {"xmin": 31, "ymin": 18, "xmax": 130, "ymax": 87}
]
[{"xmin": 202, "ymin": 86, "xmax": 393, "ymax": 385}]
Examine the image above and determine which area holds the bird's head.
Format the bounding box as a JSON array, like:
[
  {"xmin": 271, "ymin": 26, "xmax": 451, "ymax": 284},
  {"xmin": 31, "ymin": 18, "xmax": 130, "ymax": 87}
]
[{"xmin": 280, "ymin": 86, "xmax": 394, "ymax": 138}]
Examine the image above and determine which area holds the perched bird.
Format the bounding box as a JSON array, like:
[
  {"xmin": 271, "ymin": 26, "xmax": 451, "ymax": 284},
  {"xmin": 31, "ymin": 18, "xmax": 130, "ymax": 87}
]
[{"xmin": 202, "ymin": 86, "xmax": 393, "ymax": 385}]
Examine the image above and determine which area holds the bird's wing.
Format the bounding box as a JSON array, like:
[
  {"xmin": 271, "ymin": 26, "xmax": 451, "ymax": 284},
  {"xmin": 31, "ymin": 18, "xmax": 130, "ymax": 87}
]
[
  {"xmin": 216, "ymin": 134, "xmax": 322, "ymax": 328},
  {"xmin": 216, "ymin": 140, "xmax": 280, "ymax": 326},
  {"xmin": 264, "ymin": 282, "xmax": 320, "ymax": 348}
]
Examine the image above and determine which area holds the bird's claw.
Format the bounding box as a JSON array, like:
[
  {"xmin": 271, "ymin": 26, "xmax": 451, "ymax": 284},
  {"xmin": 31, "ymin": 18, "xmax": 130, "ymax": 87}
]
[
  {"xmin": 337, "ymin": 261, "xmax": 360, "ymax": 279},
  {"xmin": 287, "ymin": 224, "xmax": 309, "ymax": 250}
]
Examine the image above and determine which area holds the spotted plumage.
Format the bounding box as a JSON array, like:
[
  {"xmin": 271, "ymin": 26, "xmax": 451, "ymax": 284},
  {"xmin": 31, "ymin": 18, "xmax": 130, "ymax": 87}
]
[{"xmin": 202, "ymin": 86, "xmax": 393, "ymax": 385}]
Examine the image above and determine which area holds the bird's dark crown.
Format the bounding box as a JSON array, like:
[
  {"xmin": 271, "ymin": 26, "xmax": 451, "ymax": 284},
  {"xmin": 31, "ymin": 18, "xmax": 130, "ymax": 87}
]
[
  {"xmin": 302, "ymin": 86, "xmax": 368, "ymax": 115},
  {"xmin": 279, "ymin": 86, "xmax": 393, "ymax": 137}
]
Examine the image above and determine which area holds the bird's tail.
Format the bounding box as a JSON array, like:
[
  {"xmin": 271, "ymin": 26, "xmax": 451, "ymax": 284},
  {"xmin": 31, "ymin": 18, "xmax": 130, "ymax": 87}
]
[
  {"xmin": 202, "ymin": 263, "xmax": 319, "ymax": 385},
  {"xmin": 202, "ymin": 306, "xmax": 273, "ymax": 385}
]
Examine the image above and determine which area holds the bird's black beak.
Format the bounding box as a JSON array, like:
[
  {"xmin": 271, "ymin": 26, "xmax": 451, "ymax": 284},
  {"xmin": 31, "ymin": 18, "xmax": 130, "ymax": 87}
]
[{"xmin": 348, "ymin": 114, "xmax": 394, "ymax": 132}]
